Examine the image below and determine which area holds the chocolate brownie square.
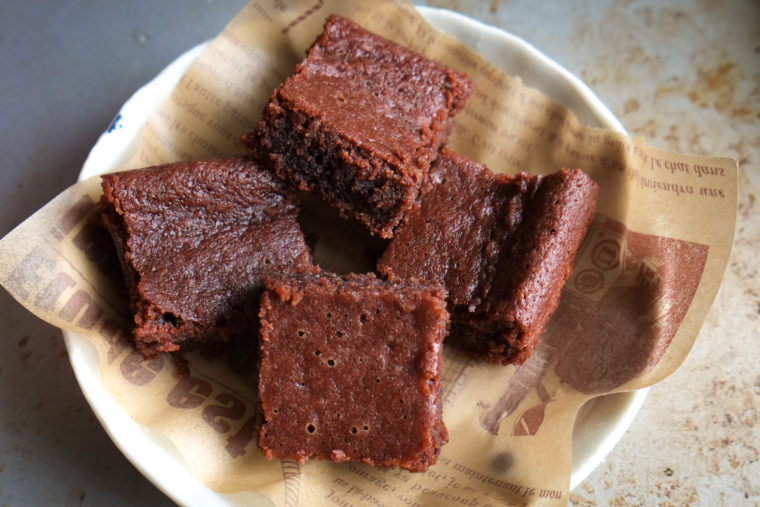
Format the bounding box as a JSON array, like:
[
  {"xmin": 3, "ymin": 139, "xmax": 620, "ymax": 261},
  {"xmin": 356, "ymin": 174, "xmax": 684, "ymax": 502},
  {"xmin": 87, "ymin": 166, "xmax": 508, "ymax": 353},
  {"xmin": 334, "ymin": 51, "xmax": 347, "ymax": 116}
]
[
  {"xmin": 100, "ymin": 157, "xmax": 318, "ymax": 357},
  {"xmin": 378, "ymin": 150, "xmax": 598, "ymax": 365},
  {"xmin": 258, "ymin": 273, "xmax": 449, "ymax": 472},
  {"xmin": 245, "ymin": 15, "xmax": 473, "ymax": 238}
]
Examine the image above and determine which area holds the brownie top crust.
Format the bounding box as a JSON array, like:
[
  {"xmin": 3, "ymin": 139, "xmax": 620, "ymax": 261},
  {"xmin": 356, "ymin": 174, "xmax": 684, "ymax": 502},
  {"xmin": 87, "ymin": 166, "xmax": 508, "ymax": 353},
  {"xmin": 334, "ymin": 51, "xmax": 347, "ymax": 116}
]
[
  {"xmin": 276, "ymin": 14, "xmax": 473, "ymax": 174},
  {"xmin": 378, "ymin": 149, "xmax": 542, "ymax": 310},
  {"xmin": 100, "ymin": 156, "xmax": 316, "ymax": 355},
  {"xmin": 258, "ymin": 273, "xmax": 449, "ymax": 471}
]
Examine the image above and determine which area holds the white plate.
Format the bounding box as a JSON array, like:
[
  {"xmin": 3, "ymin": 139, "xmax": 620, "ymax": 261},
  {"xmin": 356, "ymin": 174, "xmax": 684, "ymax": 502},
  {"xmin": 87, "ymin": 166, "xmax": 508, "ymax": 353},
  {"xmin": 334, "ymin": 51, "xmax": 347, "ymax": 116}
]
[{"xmin": 65, "ymin": 7, "xmax": 648, "ymax": 505}]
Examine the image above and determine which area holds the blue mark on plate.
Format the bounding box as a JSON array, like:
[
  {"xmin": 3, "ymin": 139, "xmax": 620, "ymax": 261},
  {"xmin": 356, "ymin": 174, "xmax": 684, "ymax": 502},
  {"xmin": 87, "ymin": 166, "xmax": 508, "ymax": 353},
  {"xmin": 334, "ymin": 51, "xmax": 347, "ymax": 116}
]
[{"xmin": 107, "ymin": 114, "xmax": 123, "ymax": 133}]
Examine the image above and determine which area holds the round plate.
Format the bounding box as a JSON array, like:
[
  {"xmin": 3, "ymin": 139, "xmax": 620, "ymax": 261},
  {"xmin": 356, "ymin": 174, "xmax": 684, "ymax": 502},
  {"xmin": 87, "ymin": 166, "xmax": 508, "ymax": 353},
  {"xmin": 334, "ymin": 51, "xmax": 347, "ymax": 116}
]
[{"xmin": 65, "ymin": 7, "xmax": 648, "ymax": 504}]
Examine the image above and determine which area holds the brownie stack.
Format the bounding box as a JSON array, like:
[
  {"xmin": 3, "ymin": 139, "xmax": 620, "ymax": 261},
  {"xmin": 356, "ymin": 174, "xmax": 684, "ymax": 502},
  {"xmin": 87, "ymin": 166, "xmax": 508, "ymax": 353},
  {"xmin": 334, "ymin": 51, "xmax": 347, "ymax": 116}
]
[
  {"xmin": 101, "ymin": 14, "xmax": 598, "ymax": 473},
  {"xmin": 378, "ymin": 150, "xmax": 598, "ymax": 365}
]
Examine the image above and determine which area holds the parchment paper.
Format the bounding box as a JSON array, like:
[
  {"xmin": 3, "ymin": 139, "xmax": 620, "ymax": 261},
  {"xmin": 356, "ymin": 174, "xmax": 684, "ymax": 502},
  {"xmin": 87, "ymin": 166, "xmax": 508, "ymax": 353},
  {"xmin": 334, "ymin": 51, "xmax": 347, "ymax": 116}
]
[{"xmin": 0, "ymin": 0, "xmax": 737, "ymax": 505}]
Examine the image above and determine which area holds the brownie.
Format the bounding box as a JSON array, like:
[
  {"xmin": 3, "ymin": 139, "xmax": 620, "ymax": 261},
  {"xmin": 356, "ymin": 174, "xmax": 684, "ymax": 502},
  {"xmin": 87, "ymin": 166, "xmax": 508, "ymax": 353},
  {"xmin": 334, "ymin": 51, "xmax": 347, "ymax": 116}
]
[
  {"xmin": 258, "ymin": 273, "xmax": 449, "ymax": 472},
  {"xmin": 100, "ymin": 157, "xmax": 318, "ymax": 357},
  {"xmin": 245, "ymin": 14, "xmax": 473, "ymax": 238},
  {"xmin": 378, "ymin": 150, "xmax": 598, "ymax": 365}
]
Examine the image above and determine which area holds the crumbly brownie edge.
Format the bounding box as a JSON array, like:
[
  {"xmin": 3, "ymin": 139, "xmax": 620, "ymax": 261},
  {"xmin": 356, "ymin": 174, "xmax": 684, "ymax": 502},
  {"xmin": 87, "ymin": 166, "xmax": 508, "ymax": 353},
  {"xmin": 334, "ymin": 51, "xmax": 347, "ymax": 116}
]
[
  {"xmin": 101, "ymin": 173, "xmax": 231, "ymax": 356},
  {"xmin": 253, "ymin": 98, "xmax": 423, "ymax": 238},
  {"xmin": 452, "ymin": 169, "xmax": 599, "ymax": 365},
  {"xmin": 100, "ymin": 181, "xmax": 192, "ymax": 357}
]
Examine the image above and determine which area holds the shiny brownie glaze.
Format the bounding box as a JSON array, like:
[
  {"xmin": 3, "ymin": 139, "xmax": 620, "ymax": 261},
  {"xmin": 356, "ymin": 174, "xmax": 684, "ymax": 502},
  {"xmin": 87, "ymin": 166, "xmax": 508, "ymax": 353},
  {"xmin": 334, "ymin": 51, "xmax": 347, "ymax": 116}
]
[
  {"xmin": 378, "ymin": 150, "xmax": 598, "ymax": 365},
  {"xmin": 246, "ymin": 15, "xmax": 473, "ymax": 238},
  {"xmin": 258, "ymin": 273, "xmax": 449, "ymax": 472},
  {"xmin": 100, "ymin": 157, "xmax": 317, "ymax": 357}
]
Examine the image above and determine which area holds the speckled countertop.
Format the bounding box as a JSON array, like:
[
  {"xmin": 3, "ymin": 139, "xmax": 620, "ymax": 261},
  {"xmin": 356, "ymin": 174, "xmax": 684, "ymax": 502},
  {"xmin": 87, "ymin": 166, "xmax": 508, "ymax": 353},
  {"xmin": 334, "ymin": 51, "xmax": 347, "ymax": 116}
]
[{"xmin": 1, "ymin": 1, "xmax": 757, "ymax": 505}]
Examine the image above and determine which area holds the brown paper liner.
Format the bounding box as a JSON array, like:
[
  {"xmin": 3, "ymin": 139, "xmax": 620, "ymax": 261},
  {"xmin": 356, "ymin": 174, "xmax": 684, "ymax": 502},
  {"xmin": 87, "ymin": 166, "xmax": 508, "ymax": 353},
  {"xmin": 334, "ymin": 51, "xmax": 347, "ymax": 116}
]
[{"xmin": 0, "ymin": 0, "xmax": 737, "ymax": 505}]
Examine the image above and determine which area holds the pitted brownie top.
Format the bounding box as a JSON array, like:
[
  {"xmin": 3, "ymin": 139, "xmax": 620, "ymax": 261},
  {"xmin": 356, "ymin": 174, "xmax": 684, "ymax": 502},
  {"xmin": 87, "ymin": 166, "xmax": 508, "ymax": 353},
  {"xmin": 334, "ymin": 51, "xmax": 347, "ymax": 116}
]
[{"xmin": 258, "ymin": 273, "xmax": 449, "ymax": 471}]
